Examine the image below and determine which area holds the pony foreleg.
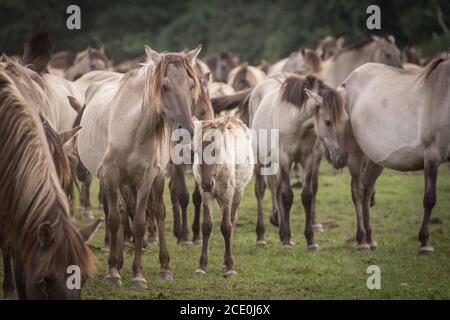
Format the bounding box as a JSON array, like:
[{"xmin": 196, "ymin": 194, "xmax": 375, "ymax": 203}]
[
  {"xmin": 254, "ymin": 166, "xmax": 267, "ymax": 246},
  {"xmin": 196, "ymin": 193, "xmax": 213, "ymax": 276},
  {"xmin": 301, "ymin": 163, "xmax": 319, "ymax": 251},
  {"xmin": 150, "ymin": 175, "xmax": 173, "ymax": 280},
  {"xmin": 418, "ymin": 153, "xmax": 440, "ymax": 255},
  {"xmin": 311, "ymin": 144, "xmax": 324, "ymax": 233},
  {"xmin": 131, "ymin": 172, "xmax": 155, "ymax": 289},
  {"xmin": 2, "ymin": 250, "xmax": 16, "ymax": 299},
  {"xmin": 350, "ymin": 170, "xmax": 369, "ymax": 250},
  {"xmin": 192, "ymin": 182, "xmax": 202, "ymax": 244},
  {"xmin": 220, "ymin": 200, "xmax": 235, "ymax": 276}
]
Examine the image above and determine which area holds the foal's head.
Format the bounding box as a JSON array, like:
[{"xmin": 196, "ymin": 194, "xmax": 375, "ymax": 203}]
[
  {"xmin": 146, "ymin": 46, "xmax": 202, "ymax": 139},
  {"xmin": 194, "ymin": 116, "xmax": 242, "ymax": 192},
  {"xmin": 306, "ymin": 84, "xmax": 349, "ymax": 169}
]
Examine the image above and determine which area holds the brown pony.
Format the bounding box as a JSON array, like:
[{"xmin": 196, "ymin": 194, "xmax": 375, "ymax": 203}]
[{"xmin": 0, "ymin": 56, "xmax": 97, "ymax": 299}]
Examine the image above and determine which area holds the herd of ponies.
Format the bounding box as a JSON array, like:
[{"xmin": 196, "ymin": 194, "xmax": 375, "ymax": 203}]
[{"xmin": 0, "ymin": 30, "xmax": 449, "ymax": 299}]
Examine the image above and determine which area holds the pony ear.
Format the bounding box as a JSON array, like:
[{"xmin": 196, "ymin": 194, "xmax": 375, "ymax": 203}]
[
  {"xmin": 38, "ymin": 221, "xmax": 54, "ymax": 248},
  {"xmin": 59, "ymin": 126, "xmax": 81, "ymax": 144},
  {"xmin": 67, "ymin": 96, "xmax": 83, "ymax": 114},
  {"xmin": 78, "ymin": 218, "xmax": 103, "ymax": 243},
  {"xmin": 337, "ymin": 37, "xmax": 345, "ymax": 47},
  {"xmin": 185, "ymin": 45, "xmax": 202, "ymax": 65},
  {"xmin": 304, "ymin": 88, "xmax": 323, "ymax": 106},
  {"xmin": 387, "ymin": 35, "xmax": 396, "ymax": 44},
  {"xmin": 144, "ymin": 46, "xmax": 162, "ymax": 65}
]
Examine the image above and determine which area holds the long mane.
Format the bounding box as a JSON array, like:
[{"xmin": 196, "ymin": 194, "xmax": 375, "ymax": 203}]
[{"xmin": 0, "ymin": 58, "xmax": 95, "ymax": 280}]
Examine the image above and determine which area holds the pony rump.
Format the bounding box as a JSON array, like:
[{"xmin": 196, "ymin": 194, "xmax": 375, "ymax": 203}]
[{"xmin": 0, "ymin": 64, "xmax": 96, "ymax": 282}]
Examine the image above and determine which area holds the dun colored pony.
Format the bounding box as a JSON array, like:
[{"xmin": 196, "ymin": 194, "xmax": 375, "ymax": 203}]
[
  {"xmin": 193, "ymin": 116, "xmax": 254, "ymax": 276},
  {"xmin": 77, "ymin": 46, "xmax": 202, "ymax": 288},
  {"xmin": 0, "ymin": 56, "xmax": 97, "ymax": 299},
  {"xmin": 322, "ymin": 57, "xmax": 450, "ymax": 254},
  {"xmin": 251, "ymin": 74, "xmax": 345, "ymax": 248}
]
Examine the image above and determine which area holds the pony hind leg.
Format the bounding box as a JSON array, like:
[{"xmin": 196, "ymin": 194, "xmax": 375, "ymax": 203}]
[
  {"xmin": 169, "ymin": 166, "xmax": 182, "ymax": 242},
  {"xmin": 176, "ymin": 165, "xmax": 192, "ymax": 245},
  {"xmin": 80, "ymin": 180, "xmax": 94, "ymax": 220},
  {"xmin": 418, "ymin": 152, "xmax": 440, "ymax": 255},
  {"xmin": 191, "ymin": 182, "xmax": 202, "ymax": 244},
  {"xmin": 254, "ymin": 166, "xmax": 267, "ymax": 246},
  {"xmin": 102, "ymin": 176, "xmax": 125, "ymax": 286}
]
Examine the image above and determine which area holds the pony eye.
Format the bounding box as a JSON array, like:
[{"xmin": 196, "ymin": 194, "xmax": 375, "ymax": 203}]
[{"xmin": 324, "ymin": 120, "xmax": 332, "ymax": 127}]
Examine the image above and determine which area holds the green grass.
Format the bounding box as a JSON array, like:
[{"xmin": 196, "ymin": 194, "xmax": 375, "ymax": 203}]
[{"xmin": 2, "ymin": 162, "xmax": 450, "ymax": 299}]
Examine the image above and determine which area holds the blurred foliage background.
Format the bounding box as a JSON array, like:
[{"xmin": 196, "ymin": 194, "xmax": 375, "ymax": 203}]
[{"xmin": 0, "ymin": 0, "xmax": 449, "ymax": 64}]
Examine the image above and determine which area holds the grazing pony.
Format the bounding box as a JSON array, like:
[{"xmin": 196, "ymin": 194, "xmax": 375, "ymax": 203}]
[
  {"xmin": 193, "ymin": 116, "xmax": 254, "ymax": 276},
  {"xmin": 77, "ymin": 46, "xmax": 202, "ymax": 288},
  {"xmin": 320, "ymin": 57, "xmax": 450, "ymax": 254},
  {"xmin": 0, "ymin": 56, "xmax": 97, "ymax": 299}
]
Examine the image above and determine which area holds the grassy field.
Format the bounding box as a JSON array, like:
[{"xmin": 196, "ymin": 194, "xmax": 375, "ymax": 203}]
[{"xmin": 2, "ymin": 162, "xmax": 450, "ymax": 299}]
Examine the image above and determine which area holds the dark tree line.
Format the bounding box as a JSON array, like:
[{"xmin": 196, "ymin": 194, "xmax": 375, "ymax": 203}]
[{"xmin": 0, "ymin": 0, "xmax": 449, "ymax": 64}]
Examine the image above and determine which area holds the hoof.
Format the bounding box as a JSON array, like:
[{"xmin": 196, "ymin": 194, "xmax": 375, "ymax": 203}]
[
  {"xmin": 104, "ymin": 275, "xmax": 122, "ymax": 286},
  {"xmin": 193, "ymin": 240, "xmax": 202, "ymax": 245},
  {"xmin": 159, "ymin": 270, "xmax": 174, "ymax": 280},
  {"xmin": 131, "ymin": 277, "xmax": 148, "ymax": 289},
  {"xmin": 313, "ymin": 224, "xmax": 324, "ymax": 233},
  {"xmin": 369, "ymin": 241, "xmax": 378, "ymax": 250},
  {"xmin": 83, "ymin": 211, "xmax": 94, "ymax": 220},
  {"xmin": 282, "ymin": 241, "xmax": 294, "ymax": 250},
  {"xmin": 195, "ymin": 269, "xmax": 207, "ymax": 277},
  {"xmin": 307, "ymin": 243, "xmax": 319, "ymax": 251},
  {"xmin": 256, "ymin": 240, "xmax": 267, "ymax": 247},
  {"xmin": 419, "ymin": 246, "xmax": 434, "ymax": 256},
  {"xmin": 180, "ymin": 241, "xmax": 193, "ymax": 246},
  {"xmin": 224, "ymin": 270, "xmax": 238, "ymax": 277},
  {"xmin": 357, "ymin": 243, "xmax": 371, "ymax": 251}
]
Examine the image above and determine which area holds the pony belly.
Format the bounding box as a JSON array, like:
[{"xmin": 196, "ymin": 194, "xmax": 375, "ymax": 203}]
[{"xmin": 362, "ymin": 144, "xmax": 424, "ymax": 171}]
